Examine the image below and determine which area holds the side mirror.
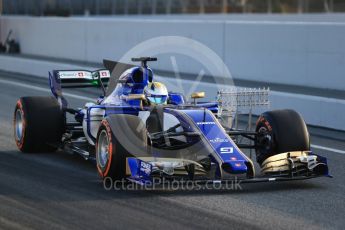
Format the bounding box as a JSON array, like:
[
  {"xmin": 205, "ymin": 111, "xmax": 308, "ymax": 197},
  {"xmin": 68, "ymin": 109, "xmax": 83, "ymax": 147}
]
[
  {"xmin": 191, "ymin": 92, "xmax": 205, "ymax": 99},
  {"xmin": 127, "ymin": 94, "xmax": 146, "ymax": 101},
  {"xmin": 126, "ymin": 94, "xmax": 146, "ymax": 110},
  {"xmin": 191, "ymin": 92, "xmax": 205, "ymax": 105}
]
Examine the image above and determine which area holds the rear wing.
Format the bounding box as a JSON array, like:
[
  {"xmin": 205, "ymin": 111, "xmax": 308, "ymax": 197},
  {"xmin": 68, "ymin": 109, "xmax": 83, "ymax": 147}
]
[
  {"xmin": 52, "ymin": 69, "xmax": 110, "ymax": 88},
  {"xmin": 49, "ymin": 69, "xmax": 110, "ymax": 108}
]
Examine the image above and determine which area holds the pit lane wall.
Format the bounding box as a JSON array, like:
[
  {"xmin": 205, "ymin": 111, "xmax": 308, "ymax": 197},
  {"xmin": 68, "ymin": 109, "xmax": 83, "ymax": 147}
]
[
  {"xmin": 1, "ymin": 16, "xmax": 345, "ymax": 91},
  {"xmin": 0, "ymin": 16, "xmax": 345, "ymax": 130}
]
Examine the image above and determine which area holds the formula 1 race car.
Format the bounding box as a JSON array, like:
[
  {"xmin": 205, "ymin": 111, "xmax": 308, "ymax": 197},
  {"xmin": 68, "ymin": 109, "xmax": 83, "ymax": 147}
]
[{"xmin": 13, "ymin": 57, "xmax": 330, "ymax": 186}]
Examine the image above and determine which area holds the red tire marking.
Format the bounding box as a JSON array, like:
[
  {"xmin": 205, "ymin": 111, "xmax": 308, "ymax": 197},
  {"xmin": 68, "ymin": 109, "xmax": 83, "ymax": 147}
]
[
  {"xmin": 96, "ymin": 120, "xmax": 114, "ymax": 178},
  {"xmin": 14, "ymin": 100, "xmax": 26, "ymax": 150}
]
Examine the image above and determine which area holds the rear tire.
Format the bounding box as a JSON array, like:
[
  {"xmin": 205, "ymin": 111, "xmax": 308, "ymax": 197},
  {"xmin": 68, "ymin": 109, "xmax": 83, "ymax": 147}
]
[
  {"xmin": 14, "ymin": 97, "xmax": 64, "ymax": 153},
  {"xmin": 255, "ymin": 109, "xmax": 310, "ymax": 165},
  {"xmin": 96, "ymin": 115, "xmax": 148, "ymax": 180}
]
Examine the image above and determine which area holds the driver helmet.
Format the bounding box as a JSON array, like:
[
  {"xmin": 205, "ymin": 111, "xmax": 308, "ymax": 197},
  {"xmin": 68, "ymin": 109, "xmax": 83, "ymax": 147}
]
[{"xmin": 144, "ymin": 82, "xmax": 168, "ymax": 105}]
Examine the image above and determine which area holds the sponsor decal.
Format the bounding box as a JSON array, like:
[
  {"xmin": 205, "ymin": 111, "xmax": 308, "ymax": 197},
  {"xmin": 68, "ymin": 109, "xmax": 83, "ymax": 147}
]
[
  {"xmin": 100, "ymin": 71, "xmax": 110, "ymax": 77},
  {"xmin": 220, "ymin": 147, "xmax": 234, "ymax": 154},
  {"xmin": 196, "ymin": 121, "xmax": 215, "ymax": 125},
  {"xmin": 140, "ymin": 161, "xmax": 152, "ymax": 175},
  {"xmin": 58, "ymin": 71, "xmax": 91, "ymax": 79},
  {"xmin": 209, "ymin": 137, "xmax": 229, "ymax": 143},
  {"xmin": 59, "ymin": 72, "xmax": 78, "ymax": 78}
]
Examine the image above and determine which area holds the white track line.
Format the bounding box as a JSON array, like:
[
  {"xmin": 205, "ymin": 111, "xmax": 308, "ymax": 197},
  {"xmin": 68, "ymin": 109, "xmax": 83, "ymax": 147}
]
[
  {"xmin": 0, "ymin": 79, "xmax": 93, "ymax": 101},
  {"xmin": 2, "ymin": 78, "xmax": 345, "ymax": 155},
  {"xmin": 311, "ymin": 144, "xmax": 345, "ymax": 155}
]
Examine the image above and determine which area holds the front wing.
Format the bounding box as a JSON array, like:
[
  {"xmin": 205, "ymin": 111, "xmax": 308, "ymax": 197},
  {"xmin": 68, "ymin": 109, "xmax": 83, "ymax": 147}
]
[{"xmin": 123, "ymin": 151, "xmax": 331, "ymax": 187}]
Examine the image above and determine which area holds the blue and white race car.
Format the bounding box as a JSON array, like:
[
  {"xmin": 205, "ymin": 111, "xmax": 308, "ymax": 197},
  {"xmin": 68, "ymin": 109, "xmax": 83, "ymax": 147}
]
[{"xmin": 13, "ymin": 57, "xmax": 330, "ymax": 186}]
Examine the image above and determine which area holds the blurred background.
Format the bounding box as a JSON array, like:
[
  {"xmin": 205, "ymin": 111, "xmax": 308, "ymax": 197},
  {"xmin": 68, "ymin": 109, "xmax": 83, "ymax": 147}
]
[
  {"xmin": 1, "ymin": 0, "xmax": 345, "ymax": 16},
  {"xmin": 0, "ymin": 0, "xmax": 344, "ymax": 131},
  {"xmin": 1, "ymin": 3, "xmax": 345, "ymax": 230}
]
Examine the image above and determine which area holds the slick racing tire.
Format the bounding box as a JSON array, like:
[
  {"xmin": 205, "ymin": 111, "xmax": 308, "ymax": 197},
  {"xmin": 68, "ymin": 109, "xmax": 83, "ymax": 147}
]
[
  {"xmin": 255, "ymin": 109, "xmax": 310, "ymax": 165},
  {"xmin": 14, "ymin": 97, "xmax": 64, "ymax": 153},
  {"xmin": 96, "ymin": 114, "xmax": 148, "ymax": 180}
]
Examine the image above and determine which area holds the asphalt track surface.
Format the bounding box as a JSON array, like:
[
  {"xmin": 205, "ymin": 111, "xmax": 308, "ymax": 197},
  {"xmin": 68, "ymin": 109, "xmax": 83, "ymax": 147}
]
[{"xmin": 0, "ymin": 71, "xmax": 344, "ymax": 230}]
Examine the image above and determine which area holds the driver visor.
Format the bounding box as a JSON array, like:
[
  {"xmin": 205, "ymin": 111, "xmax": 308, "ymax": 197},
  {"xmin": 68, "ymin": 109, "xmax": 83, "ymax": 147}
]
[{"xmin": 147, "ymin": 95, "xmax": 168, "ymax": 104}]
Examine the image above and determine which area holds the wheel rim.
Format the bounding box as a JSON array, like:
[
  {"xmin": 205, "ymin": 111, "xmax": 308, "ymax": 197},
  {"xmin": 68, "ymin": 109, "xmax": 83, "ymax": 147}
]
[
  {"xmin": 97, "ymin": 130, "xmax": 110, "ymax": 169},
  {"xmin": 15, "ymin": 109, "xmax": 23, "ymax": 142},
  {"xmin": 256, "ymin": 126, "xmax": 272, "ymax": 151}
]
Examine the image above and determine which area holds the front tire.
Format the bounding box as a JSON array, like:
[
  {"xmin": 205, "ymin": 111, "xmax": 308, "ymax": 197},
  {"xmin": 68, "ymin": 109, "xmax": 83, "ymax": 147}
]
[
  {"xmin": 14, "ymin": 97, "xmax": 64, "ymax": 153},
  {"xmin": 255, "ymin": 109, "xmax": 310, "ymax": 165},
  {"xmin": 96, "ymin": 115, "xmax": 148, "ymax": 180}
]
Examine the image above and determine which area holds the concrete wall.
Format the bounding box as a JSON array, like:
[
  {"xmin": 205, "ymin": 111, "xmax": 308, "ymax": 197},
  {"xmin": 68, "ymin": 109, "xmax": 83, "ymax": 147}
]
[
  {"xmin": 1, "ymin": 16, "xmax": 345, "ymax": 130},
  {"xmin": 224, "ymin": 21, "xmax": 345, "ymax": 91},
  {"xmin": 1, "ymin": 16, "xmax": 345, "ymax": 91},
  {"xmin": 0, "ymin": 55, "xmax": 93, "ymax": 77},
  {"xmin": 1, "ymin": 54, "xmax": 345, "ymax": 131}
]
